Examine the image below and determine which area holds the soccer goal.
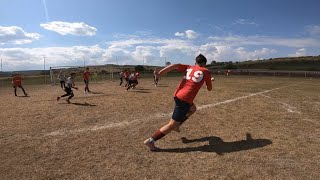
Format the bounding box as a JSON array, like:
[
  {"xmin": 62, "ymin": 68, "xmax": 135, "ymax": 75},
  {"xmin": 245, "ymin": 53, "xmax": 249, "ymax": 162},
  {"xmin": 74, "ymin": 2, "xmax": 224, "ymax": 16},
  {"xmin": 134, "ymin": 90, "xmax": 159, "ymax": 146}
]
[{"xmin": 49, "ymin": 66, "xmax": 84, "ymax": 85}]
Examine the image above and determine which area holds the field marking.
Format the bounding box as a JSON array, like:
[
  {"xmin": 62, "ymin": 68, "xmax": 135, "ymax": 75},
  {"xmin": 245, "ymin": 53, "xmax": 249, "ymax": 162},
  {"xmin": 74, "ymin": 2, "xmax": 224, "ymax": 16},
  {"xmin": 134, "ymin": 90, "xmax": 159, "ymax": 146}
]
[
  {"xmin": 44, "ymin": 83, "xmax": 299, "ymax": 137},
  {"xmin": 259, "ymin": 94, "xmax": 301, "ymax": 114}
]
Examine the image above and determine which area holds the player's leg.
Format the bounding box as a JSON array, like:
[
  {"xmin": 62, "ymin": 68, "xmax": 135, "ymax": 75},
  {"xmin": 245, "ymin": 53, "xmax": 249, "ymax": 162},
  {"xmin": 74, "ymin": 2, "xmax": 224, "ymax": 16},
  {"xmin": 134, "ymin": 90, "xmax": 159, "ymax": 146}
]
[
  {"xmin": 144, "ymin": 97, "xmax": 190, "ymax": 151},
  {"xmin": 19, "ymin": 86, "xmax": 28, "ymax": 96},
  {"xmin": 173, "ymin": 104, "xmax": 197, "ymax": 132},
  {"xmin": 119, "ymin": 77, "xmax": 123, "ymax": 86},
  {"xmin": 86, "ymin": 80, "xmax": 90, "ymax": 92},
  {"xmin": 126, "ymin": 80, "xmax": 132, "ymax": 91},
  {"xmin": 14, "ymin": 86, "xmax": 17, "ymax": 96},
  {"xmin": 144, "ymin": 119, "xmax": 180, "ymax": 151},
  {"xmin": 84, "ymin": 80, "xmax": 88, "ymax": 92}
]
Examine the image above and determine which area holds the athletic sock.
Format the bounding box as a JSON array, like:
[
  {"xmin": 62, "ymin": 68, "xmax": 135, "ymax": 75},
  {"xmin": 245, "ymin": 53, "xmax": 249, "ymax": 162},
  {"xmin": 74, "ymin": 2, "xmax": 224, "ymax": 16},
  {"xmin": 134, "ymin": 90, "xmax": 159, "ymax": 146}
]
[{"xmin": 151, "ymin": 129, "xmax": 165, "ymax": 141}]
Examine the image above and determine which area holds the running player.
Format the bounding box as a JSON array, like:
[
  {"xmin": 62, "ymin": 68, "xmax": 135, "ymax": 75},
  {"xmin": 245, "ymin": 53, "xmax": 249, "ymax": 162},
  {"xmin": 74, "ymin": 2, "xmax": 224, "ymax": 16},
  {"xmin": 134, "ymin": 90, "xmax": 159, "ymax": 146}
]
[
  {"xmin": 144, "ymin": 54, "xmax": 213, "ymax": 151},
  {"xmin": 57, "ymin": 72, "xmax": 78, "ymax": 104},
  {"xmin": 126, "ymin": 69, "xmax": 140, "ymax": 91},
  {"xmin": 12, "ymin": 73, "xmax": 28, "ymax": 96},
  {"xmin": 123, "ymin": 69, "xmax": 131, "ymax": 87}
]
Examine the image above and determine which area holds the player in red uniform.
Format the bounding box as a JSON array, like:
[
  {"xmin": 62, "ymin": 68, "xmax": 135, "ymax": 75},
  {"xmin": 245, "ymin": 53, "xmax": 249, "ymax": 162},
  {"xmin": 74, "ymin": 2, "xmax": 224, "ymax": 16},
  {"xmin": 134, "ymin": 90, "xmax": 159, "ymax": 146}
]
[
  {"xmin": 126, "ymin": 69, "xmax": 140, "ymax": 91},
  {"xmin": 12, "ymin": 73, "xmax": 28, "ymax": 96},
  {"xmin": 144, "ymin": 54, "xmax": 213, "ymax": 151},
  {"xmin": 123, "ymin": 69, "xmax": 131, "ymax": 87},
  {"xmin": 82, "ymin": 67, "xmax": 91, "ymax": 93}
]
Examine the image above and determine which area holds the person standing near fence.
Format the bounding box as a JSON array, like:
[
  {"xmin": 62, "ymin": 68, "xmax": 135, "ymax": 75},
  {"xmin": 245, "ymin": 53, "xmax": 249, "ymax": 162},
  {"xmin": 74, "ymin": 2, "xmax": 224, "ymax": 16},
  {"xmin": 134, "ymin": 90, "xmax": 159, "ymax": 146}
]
[
  {"xmin": 144, "ymin": 54, "xmax": 213, "ymax": 151},
  {"xmin": 119, "ymin": 70, "xmax": 124, "ymax": 86},
  {"xmin": 153, "ymin": 68, "xmax": 159, "ymax": 87},
  {"xmin": 12, "ymin": 73, "xmax": 28, "ymax": 97},
  {"xmin": 82, "ymin": 67, "xmax": 91, "ymax": 93},
  {"xmin": 57, "ymin": 71, "xmax": 66, "ymax": 89}
]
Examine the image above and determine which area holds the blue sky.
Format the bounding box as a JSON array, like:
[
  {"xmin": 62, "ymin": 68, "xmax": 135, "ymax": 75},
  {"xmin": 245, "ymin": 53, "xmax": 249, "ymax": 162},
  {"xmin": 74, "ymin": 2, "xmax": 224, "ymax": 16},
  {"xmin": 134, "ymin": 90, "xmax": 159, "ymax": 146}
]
[{"xmin": 0, "ymin": 0, "xmax": 320, "ymax": 70}]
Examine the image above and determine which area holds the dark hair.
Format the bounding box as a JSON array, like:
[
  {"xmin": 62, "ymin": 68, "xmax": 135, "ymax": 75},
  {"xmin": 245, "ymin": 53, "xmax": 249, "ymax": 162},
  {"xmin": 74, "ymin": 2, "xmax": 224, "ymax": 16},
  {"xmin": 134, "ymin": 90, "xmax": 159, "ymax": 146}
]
[{"xmin": 195, "ymin": 54, "xmax": 207, "ymax": 65}]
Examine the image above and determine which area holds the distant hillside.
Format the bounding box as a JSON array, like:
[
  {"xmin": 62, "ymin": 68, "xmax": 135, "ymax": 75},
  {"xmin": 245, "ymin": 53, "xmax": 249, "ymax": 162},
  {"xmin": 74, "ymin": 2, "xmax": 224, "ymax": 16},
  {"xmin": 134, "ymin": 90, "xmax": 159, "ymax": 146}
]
[{"xmin": 208, "ymin": 55, "xmax": 320, "ymax": 71}]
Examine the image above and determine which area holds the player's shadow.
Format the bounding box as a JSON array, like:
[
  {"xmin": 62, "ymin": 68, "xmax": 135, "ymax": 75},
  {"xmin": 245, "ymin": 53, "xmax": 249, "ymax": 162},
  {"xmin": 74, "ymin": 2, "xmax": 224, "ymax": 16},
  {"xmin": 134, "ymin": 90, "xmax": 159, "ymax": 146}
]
[
  {"xmin": 155, "ymin": 85, "xmax": 168, "ymax": 87},
  {"xmin": 89, "ymin": 91, "xmax": 104, "ymax": 95},
  {"xmin": 158, "ymin": 133, "xmax": 272, "ymax": 155},
  {"xmin": 132, "ymin": 90, "xmax": 151, "ymax": 93},
  {"xmin": 17, "ymin": 95, "xmax": 30, "ymax": 98},
  {"xmin": 72, "ymin": 102, "xmax": 96, "ymax": 106}
]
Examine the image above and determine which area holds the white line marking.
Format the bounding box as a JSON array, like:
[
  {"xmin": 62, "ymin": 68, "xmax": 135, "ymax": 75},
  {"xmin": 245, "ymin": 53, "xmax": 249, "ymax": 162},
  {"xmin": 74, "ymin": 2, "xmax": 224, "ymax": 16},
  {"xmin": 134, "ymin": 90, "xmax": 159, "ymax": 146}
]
[
  {"xmin": 45, "ymin": 84, "xmax": 299, "ymax": 137},
  {"xmin": 259, "ymin": 94, "xmax": 301, "ymax": 114}
]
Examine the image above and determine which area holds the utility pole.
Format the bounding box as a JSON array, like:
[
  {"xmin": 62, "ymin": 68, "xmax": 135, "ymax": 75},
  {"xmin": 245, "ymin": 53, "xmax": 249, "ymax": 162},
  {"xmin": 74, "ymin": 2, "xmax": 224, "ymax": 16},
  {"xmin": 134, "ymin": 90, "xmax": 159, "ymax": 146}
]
[
  {"xmin": 1, "ymin": 58, "xmax": 2, "ymax": 72},
  {"xmin": 43, "ymin": 56, "xmax": 46, "ymax": 84},
  {"xmin": 83, "ymin": 56, "xmax": 86, "ymax": 67}
]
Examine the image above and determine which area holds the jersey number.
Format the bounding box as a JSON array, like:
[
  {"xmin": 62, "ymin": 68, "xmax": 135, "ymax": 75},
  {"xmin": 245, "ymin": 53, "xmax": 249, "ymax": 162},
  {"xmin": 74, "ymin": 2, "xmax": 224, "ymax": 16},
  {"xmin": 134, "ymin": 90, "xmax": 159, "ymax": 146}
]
[{"xmin": 185, "ymin": 69, "xmax": 204, "ymax": 82}]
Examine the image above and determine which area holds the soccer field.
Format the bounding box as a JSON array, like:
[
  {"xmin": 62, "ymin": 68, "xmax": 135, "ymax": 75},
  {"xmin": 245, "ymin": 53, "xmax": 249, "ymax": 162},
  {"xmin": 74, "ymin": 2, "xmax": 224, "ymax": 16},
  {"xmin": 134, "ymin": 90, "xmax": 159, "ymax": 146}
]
[{"xmin": 0, "ymin": 75, "xmax": 319, "ymax": 179}]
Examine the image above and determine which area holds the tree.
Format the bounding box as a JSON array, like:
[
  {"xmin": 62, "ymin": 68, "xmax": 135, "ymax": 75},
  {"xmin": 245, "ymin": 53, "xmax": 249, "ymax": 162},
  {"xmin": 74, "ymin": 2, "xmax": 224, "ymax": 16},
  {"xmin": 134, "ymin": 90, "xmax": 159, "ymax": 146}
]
[{"xmin": 135, "ymin": 65, "xmax": 145, "ymax": 71}]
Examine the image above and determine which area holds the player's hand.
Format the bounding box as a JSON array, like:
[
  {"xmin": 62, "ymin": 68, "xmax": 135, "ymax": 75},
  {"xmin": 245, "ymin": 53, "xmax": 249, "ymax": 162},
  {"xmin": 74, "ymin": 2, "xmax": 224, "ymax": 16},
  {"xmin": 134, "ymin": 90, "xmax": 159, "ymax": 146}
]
[{"xmin": 211, "ymin": 77, "xmax": 215, "ymax": 81}]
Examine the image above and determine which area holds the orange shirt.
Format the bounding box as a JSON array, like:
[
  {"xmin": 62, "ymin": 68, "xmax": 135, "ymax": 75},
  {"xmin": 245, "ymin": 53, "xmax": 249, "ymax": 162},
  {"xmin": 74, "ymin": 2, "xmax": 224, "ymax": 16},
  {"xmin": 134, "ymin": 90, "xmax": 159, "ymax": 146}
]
[
  {"xmin": 174, "ymin": 64, "xmax": 212, "ymax": 104},
  {"xmin": 12, "ymin": 75, "xmax": 22, "ymax": 86}
]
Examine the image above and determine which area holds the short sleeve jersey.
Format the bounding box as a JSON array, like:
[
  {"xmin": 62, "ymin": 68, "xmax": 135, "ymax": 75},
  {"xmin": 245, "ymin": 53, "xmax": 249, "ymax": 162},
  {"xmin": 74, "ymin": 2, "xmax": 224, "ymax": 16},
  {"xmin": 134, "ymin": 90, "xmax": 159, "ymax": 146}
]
[
  {"xmin": 66, "ymin": 77, "xmax": 74, "ymax": 88},
  {"xmin": 83, "ymin": 71, "xmax": 91, "ymax": 80},
  {"xmin": 130, "ymin": 72, "xmax": 140, "ymax": 80},
  {"xmin": 174, "ymin": 64, "xmax": 212, "ymax": 104},
  {"xmin": 12, "ymin": 75, "xmax": 22, "ymax": 86}
]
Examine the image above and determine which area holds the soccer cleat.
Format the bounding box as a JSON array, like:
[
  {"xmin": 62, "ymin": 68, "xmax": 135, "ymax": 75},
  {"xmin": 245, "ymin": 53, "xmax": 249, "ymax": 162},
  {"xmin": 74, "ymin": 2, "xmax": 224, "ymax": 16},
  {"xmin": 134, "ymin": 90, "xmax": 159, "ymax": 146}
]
[
  {"xmin": 66, "ymin": 99, "xmax": 70, "ymax": 104},
  {"xmin": 144, "ymin": 138, "xmax": 160, "ymax": 151},
  {"xmin": 56, "ymin": 97, "xmax": 60, "ymax": 101},
  {"xmin": 24, "ymin": 93, "xmax": 28, "ymax": 97}
]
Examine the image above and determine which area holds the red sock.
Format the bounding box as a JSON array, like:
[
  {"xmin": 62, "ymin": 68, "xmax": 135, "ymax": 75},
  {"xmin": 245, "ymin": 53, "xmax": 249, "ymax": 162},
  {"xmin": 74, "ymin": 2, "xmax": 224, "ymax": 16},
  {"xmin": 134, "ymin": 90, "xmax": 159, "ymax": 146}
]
[{"xmin": 151, "ymin": 129, "xmax": 165, "ymax": 141}]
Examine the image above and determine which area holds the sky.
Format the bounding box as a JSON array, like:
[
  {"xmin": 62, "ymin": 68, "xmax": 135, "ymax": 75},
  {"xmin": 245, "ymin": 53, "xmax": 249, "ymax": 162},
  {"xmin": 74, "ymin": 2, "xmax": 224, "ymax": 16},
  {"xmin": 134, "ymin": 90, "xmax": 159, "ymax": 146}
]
[{"xmin": 0, "ymin": 0, "xmax": 320, "ymax": 71}]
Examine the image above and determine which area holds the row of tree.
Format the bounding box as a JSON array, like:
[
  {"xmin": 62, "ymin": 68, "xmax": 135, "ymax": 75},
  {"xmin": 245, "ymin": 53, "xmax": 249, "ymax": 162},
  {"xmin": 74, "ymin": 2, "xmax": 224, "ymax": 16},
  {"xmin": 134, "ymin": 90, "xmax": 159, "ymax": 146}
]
[{"xmin": 208, "ymin": 55, "xmax": 320, "ymax": 71}]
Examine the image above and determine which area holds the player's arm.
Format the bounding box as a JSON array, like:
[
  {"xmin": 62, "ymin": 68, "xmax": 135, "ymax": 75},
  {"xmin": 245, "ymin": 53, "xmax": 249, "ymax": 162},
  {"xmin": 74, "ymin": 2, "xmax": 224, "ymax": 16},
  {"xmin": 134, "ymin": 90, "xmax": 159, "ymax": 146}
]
[{"xmin": 158, "ymin": 64, "xmax": 184, "ymax": 76}]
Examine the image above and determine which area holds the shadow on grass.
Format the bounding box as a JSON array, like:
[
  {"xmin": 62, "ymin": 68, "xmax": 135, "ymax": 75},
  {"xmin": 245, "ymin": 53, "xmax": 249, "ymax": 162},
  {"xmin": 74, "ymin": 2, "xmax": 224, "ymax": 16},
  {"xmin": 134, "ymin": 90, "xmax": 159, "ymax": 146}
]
[
  {"xmin": 88, "ymin": 91, "xmax": 105, "ymax": 95},
  {"xmin": 72, "ymin": 102, "xmax": 96, "ymax": 106},
  {"xmin": 17, "ymin": 95, "xmax": 30, "ymax": 98},
  {"xmin": 131, "ymin": 90, "xmax": 151, "ymax": 93},
  {"xmin": 157, "ymin": 133, "xmax": 272, "ymax": 155},
  {"xmin": 155, "ymin": 84, "xmax": 168, "ymax": 87}
]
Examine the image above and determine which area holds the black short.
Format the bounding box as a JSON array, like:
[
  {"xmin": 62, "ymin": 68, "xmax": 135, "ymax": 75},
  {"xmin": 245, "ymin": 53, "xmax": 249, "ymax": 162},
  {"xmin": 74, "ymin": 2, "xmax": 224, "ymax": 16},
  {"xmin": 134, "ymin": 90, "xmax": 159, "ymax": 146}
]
[
  {"xmin": 64, "ymin": 87, "xmax": 73, "ymax": 94},
  {"xmin": 172, "ymin": 97, "xmax": 191, "ymax": 122},
  {"xmin": 84, "ymin": 80, "xmax": 89, "ymax": 85},
  {"xmin": 129, "ymin": 80, "xmax": 138, "ymax": 84}
]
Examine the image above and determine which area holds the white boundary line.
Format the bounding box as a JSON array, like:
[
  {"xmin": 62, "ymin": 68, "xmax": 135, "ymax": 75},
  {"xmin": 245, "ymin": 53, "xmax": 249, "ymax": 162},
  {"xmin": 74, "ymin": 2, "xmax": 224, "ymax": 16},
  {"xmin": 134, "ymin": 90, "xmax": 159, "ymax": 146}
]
[{"xmin": 44, "ymin": 83, "xmax": 299, "ymax": 137}]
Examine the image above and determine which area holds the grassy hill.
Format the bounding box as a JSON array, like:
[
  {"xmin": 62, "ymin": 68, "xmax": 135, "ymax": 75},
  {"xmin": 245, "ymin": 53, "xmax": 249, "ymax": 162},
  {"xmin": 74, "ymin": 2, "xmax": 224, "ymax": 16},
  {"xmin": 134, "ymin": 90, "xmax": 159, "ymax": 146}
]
[{"xmin": 208, "ymin": 55, "xmax": 320, "ymax": 71}]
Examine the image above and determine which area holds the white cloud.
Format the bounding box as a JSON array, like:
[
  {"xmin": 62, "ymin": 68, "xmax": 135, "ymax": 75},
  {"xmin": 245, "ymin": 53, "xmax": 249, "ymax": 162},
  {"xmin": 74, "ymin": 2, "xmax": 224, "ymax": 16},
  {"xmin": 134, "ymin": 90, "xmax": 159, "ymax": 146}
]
[
  {"xmin": 185, "ymin": 30, "xmax": 198, "ymax": 39},
  {"xmin": 174, "ymin": 30, "xmax": 199, "ymax": 39},
  {"xmin": 288, "ymin": 48, "xmax": 307, "ymax": 57},
  {"xmin": 209, "ymin": 35, "xmax": 320, "ymax": 48},
  {"xmin": 0, "ymin": 26, "xmax": 40, "ymax": 45},
  {"xmin": 199, "ymin": 43, "xmax": 277, "ymax": 62},
  {"xmin": 233, "ymin": 18, "xmax": 257, "ymax": 25},
  {"xmin": 40, "ymin": 21, "xmax": 97, "ymax": 36},
  {"xmin": 175, "ymin": 32, "xmax": 185, "ymax": 37},
  {"xmin": 306, "ymin": 25, "xmax": 320, "ymax": 36}
]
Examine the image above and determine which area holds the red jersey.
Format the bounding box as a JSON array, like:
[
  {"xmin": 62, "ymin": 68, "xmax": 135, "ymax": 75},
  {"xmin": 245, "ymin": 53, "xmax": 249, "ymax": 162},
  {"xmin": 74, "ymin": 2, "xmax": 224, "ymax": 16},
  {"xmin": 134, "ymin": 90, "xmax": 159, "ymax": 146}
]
[
  {"xmin": 130, "ymin": 72, "xmax": 140, "ymax": 80},
  {"xmin": 12, "ymin": 75, "xmax": 22, "ymax": 86},
  {"xmin": 82, "ymin": 71, "xmax": 91, "ymax": 80},
  {"xmin": 123, "ymin": 71, "xmax": 131, "ymax": 78},
  {"xmin": 174, "ymin": 64, "xmax": 212, "ymax": 104}
]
